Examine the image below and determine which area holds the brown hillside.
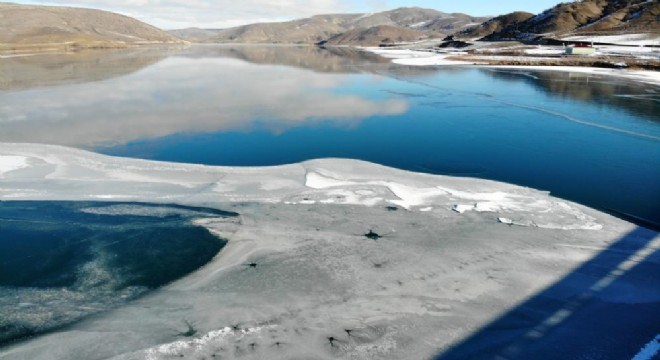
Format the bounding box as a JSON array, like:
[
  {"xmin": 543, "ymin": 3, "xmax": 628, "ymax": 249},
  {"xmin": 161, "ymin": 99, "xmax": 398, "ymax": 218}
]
[
  {"xmin": 0, "ymin": 2, "xmax": 181, "ymax": 52},
  {"xmin": 421, "ymin": 14, "xmax": 491, "ymax": 33},
  {"xmin": 453, "ymin": 12, "xmax": 534, "ymax": 40},
  {"xmin": 324, "ymin": 25, "xmax": 440, "ymax": 46},
  {"xmin": 577, "ymin": 1, "xmax": 660, "ymax": 33},
  {"xmin": 350, "ymin": 7, "xmax": 446, "ymax": 28},
  {"xmin": 521, "ymin": 0, "xmax": 608, "ymax": 34},
  {"xmin": 178, "ymin": 7, "xmax": 488, "ymax": 45},
  {"xmin": 208, "ymin": 15, "xmax": 358, "ymax": 44},
  {"xmin": 484, "ymin": 0, "xmax": 659, "ymax": 40}
]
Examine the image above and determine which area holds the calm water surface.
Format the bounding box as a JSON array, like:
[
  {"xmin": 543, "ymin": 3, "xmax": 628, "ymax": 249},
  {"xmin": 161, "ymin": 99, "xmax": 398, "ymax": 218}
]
[{"xmin": 1, "ymin": 45, "xmax": 658, "ymax": 224}]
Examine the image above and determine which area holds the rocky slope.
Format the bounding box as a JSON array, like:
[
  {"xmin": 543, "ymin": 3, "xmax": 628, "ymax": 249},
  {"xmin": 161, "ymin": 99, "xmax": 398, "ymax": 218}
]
[
  {"xmin": 417, "ymin": 13, "xmax": 490, "ymax": 33},
  {"xmin": 0, "ymin": 2, "xmax": 182, "ymax": 52},
  {"xmin": 451, "ymin": 12, "xmax": 534, "ymax": 40},
  {"xmin": 483, "ymin": 0, "xmax": 659, "ymax": 41},
  {"xmin": 350, "ymin": 7, "xmax": 448, "ymax": 29},
  {"xmin": 576, "ymin": 0, "xmax": 660, "ymax": 33}
]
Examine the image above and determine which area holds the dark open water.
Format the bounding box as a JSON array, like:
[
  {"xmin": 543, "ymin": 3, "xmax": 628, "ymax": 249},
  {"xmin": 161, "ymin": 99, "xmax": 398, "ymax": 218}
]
[{"xmin": 0, "ymin": 201, "xmax": 234, "ymax": 345}]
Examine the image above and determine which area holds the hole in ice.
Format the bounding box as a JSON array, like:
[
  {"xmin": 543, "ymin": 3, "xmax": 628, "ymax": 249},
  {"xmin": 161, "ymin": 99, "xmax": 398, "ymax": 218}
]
[{"xmin": 0, "ymin": 201, "xmax": 234, "ymax": 346}]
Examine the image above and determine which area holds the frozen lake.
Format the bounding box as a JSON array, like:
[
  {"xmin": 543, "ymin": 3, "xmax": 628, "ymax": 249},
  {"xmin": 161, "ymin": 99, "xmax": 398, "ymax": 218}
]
[
  {"xmin": 0, "ymin": 144, "xmax": 658, "ymax": 359},
  {"xmin": 0, "ymin": 45, "xmax": 658, "ymax": 225}
]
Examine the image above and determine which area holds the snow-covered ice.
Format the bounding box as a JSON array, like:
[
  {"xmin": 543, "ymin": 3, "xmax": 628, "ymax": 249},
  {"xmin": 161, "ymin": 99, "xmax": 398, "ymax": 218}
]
[
  {"xmin": 364, "ymin": 48, "xmax": 475, "ymax": 66},
  {"xmin": 0, "ymin": 155, "xmax": 29, "ymax": 178},
  {"xmin": 0, "ymin": 143, "xmax": 652, "ymax": 360},
  {"xmin": 483, "ymin": 64, "xmax": 660, "ymax": 86}
]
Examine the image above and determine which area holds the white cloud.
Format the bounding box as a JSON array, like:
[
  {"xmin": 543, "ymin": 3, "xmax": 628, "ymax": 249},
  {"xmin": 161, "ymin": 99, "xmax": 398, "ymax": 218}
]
[{"xmin": 18, "ymin": 0, "xmax": 353, "ymax": 29}]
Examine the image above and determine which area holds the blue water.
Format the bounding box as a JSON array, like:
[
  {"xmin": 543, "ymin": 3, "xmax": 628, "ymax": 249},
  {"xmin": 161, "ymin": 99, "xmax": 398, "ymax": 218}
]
[
  {"xmin": 1, "ymin": 46, "xmax": 658, "ymax": 224},
  {"xmin": 0, "ymin": 201, "xmax": 233, "ymax": 344}
]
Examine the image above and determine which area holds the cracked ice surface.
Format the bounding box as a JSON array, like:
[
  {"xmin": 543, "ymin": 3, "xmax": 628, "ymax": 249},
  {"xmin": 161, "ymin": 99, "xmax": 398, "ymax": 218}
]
[{"xmin": 0, "ymin": 143, "xmax": 643, "ymax": 360}]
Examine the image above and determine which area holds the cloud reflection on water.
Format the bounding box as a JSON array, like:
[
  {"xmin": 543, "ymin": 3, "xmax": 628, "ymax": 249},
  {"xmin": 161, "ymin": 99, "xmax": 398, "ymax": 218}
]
[{"xmin": 0, "ymin": 53, "xmax": 409, "ymax": 147}]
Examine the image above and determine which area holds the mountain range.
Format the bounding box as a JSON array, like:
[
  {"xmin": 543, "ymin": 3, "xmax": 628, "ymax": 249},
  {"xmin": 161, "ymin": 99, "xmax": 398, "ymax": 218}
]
[
  {"xmin": 170, "ymin": 0, "xmax": 659, "ymax": 45},
  {"xmin": 171, "ymin": 8, "xmax": 489, "ymax": 45},
  {"xmin": 1, "ymin": 0, "xmax": 658, "ymax": 52}
]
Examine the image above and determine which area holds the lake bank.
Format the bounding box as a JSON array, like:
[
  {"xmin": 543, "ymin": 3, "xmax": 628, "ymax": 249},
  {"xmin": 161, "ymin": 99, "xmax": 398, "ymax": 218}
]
[{"xmin": 363, "ymin": 48, "xmax": 660, "ymax": 85}]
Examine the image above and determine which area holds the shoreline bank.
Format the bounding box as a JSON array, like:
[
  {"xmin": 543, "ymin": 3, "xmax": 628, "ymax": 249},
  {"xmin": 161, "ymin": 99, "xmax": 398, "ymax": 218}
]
[{"xmin": 363, "ymin": 47, "xmax": 660, "ymax": 85}]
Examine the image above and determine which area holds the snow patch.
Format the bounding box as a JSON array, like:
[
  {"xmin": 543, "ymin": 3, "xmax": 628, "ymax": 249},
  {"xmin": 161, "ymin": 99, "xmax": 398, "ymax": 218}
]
[
  {"xmin": 524, "ymin": 47, "xmax": 565, "ymax": 55},
  {"xmin": 386, "ymin": 183, "xmax": 448, "ymax": 209},
  {"xmin": 92, "ymin": 195, "xmax": 129, "ymax": 199},
  {"xmin": 142, "ymin": 326, "xmax": 269, "ymax": 360},
  {"xmin": 474, "ymin": 202, "xmax": 502, "ymax": 212},
  {"xmin": 0, "ymin": 53, "xmax": 38, "ymax": 59},
  {"xmin": 410, "ymin": 21, "xmax": 429, "ymax": 28},
  {"xmin": 561, "ymin": 34, "xmax": 660, "ymax": 46},
  {"xmin": 453, "ymin": 204, "xmax": 474, "ymax": 214},
  {"xmin": 304, "ymin": 170, "xmax": 601, "ymax": 230},
  {"xmin": 0, "ymin": 155, "xmax": 29, "ymax": 178},
  {"xmin": 356, "ymin": 12, "xmax": 375, "ymax": 20},
  {"xmin": 306, "ymin": 171, "xmax": 357, "ymax": 189},
  {"xmin": 365, "ymin": 49, "xmax": 475, "ymax": 66}
]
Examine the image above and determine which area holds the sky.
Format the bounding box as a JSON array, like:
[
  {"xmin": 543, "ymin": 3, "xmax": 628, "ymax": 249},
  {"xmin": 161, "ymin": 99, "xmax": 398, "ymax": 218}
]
[{"xmin": 12, "ymin": 0, "xmax": 565, "ymax": 30}]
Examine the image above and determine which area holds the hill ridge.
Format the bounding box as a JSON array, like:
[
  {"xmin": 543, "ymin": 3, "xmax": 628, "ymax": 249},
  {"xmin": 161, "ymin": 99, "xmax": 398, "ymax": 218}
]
[
  {"xmin": 170, "ymin": 7, "xmax": 489, "ymax": 46},
  {"xmin": 0, "ymin": 2, "xmax": 182, "ymax": 52}
]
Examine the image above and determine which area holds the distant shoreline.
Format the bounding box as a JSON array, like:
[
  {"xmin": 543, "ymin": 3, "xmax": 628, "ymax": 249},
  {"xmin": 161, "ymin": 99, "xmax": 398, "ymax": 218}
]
[
  {"xmin": 362, "ymin": 47, "xmax": 660, "ymax": 85},
  {"xmin": 0, "ymin": 40, "xmax": 186, "ymax": 55}
]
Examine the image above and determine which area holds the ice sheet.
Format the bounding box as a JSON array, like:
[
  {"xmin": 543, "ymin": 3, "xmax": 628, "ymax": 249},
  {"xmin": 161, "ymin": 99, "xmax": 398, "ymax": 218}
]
[{"xmin": 0, "ymin": 143, "xmax": 648, "ymax": 360}]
